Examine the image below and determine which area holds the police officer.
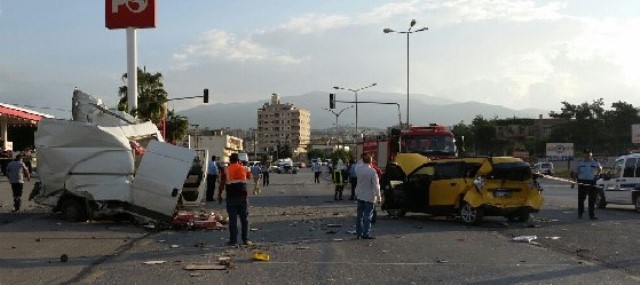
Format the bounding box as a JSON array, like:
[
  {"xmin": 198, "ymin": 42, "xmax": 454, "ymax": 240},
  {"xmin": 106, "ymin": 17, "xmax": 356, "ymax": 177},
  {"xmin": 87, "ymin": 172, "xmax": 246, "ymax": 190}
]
[
  {"xmin": 218, "ymin": 153, "xmax": 252, "ymax": 246},
  {"xmin": 575, "ymin": 149, "xmax": 602, "ymax": 220}
]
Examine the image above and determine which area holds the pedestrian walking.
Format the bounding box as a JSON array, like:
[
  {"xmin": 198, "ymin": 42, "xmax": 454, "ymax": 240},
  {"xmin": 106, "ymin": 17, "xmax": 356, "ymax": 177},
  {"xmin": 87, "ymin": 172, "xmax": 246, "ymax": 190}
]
[
  {"xmin": 312, "ymin": 162, "xmax": 321, "ymax": 183},
  {"xmin": 354, "ymin": 154, "xmax": 381, "ymax": 240},
  {"xmin": 574, "ymin": 149, "xmax": 602, "ymax": 220},
  {"xmin": 251, "ymin": 163, "xmax": 262, "ymax": 194},
  {"xmin": 6, "ymin": 154, "xmax": 30, "ymax": 212},
  {"xmin": 206, "ymin": 156, "xmax": 219, "ymax": 202},
  {"xmin": 218, "ymin": 153, "xmax": 252, "ymax": 246},
  {"xmin": 261, "ymin": 164, "xmax": 270, "ymax": 187}
]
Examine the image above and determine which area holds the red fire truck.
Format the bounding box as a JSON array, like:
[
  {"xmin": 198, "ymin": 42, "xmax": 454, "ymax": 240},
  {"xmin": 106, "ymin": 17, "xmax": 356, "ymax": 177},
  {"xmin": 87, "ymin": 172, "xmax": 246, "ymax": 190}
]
[{"xmin": 356, "ymin": 124, "xmax": 457, "ymax": 170}]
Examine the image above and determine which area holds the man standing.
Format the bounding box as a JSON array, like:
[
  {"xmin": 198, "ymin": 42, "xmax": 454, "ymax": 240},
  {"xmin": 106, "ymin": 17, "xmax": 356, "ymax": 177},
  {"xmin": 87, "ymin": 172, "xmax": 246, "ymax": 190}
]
[
  {"xmin": 312, "ymin": 162, "xmax": 321, "ymax": 183},
  {"xmin": 218, "ymin": 153, "xmax": 252, "ymax": 246},
  {"xmin": 206, "ymin": 156, "xmax": 219, "ymax": 202},
  {"xmin": 261, "ymin": 163, "xmax": 270, "ymax": 187},
  {"xmin": 7, "ymin": 154, "xmax": 30, "ymax": 212},
  {"xmin": 575, "ymin": 149, "xmax": 602, "ymax": 220},
  {"xmin": 348, "ymin": 160, "xmax": 358, "ymax": 200},
  {"xmin": 251, "ymin": 163, "xmax": 262, "ymax": 194},
  {"xmin": 355, "ymin": 154, "xmax": 381, "ymax": 239}
]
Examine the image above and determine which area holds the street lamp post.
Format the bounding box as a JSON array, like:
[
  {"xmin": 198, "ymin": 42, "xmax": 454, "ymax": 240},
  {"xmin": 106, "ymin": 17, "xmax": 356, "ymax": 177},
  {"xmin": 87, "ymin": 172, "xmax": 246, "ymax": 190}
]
[
  {"xmin": 332, "ymin": 83, "xmax": 377, "ymax": 141},
  {"xmin": 384, "ymin": 20, "xmax": 428, "ymax": 127},
  {"xmin": 323, "ymin": 105, "xmax": 354, "ymax": 138}
]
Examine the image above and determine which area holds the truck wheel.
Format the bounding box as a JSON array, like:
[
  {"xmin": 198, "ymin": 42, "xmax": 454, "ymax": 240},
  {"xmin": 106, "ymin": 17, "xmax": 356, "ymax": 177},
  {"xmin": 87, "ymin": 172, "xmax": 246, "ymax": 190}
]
[
  {"xmin": 61, "ymin": 198, "xmax": 87, "ymax": 222},
  {"xmin": 459, "ymin": 202, "xmax": 483, "ymax": 224}
]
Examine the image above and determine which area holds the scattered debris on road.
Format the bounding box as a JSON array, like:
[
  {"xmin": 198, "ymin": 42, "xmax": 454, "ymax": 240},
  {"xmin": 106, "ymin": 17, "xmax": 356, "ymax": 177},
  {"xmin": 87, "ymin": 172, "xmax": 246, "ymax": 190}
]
[
  {"xmin": 143, "ymin": 260, "xmax": 167, "ymax": 265},
  {"xmin": 60, "ymin": 254, "xmax": 69, "ymax": 262},
  {"xmin": 252, "ymin": 250, "xmax": 270, "ymax": 261},
  {"xmin": 512, "ymin": 235, "xmax": 538, "ymax": 243}
]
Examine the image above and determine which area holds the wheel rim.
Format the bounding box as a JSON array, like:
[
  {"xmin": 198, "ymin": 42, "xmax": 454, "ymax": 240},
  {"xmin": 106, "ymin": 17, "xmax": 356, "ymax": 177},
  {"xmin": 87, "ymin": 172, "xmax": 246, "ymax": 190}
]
[{"xmin": 461, "ymin": 204, "xmax": 476, "ymax": 223}]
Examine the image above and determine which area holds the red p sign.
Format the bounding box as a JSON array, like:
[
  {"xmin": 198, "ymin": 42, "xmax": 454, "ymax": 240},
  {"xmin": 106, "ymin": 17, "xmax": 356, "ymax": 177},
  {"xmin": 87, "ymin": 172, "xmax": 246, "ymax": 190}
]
[{"xmin": 105, "ymin": 0, "xmax": 156, "ymax": 29}]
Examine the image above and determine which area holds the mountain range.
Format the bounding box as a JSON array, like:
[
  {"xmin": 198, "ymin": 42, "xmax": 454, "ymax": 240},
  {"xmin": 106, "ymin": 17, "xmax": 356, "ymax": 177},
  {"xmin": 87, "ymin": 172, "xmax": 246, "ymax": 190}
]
[{"xmin": 180, "ymin": 91, "xmax": 550, "ymax": 130}]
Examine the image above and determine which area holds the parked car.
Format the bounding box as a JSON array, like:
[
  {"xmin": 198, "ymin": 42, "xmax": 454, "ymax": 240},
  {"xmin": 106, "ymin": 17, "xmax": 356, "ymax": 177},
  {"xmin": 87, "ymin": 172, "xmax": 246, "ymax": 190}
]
[
  {"xmin": 596, "ymin": 153, "xmax": 640, "ymax": 211},
  {"xmin": 533, "ymin": 162, "xmax": 554, "ymax": 175},
  {"xmin": 381, "ymin": 153, "xmax": 544, "ymax": 224}
]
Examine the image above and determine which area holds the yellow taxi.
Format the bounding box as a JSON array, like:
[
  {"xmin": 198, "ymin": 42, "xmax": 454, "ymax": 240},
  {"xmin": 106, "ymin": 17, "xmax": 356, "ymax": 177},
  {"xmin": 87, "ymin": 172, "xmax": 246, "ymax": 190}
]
[{"xmin": 381, "ymin": 153, "xmax": 544, "ymax": 224}]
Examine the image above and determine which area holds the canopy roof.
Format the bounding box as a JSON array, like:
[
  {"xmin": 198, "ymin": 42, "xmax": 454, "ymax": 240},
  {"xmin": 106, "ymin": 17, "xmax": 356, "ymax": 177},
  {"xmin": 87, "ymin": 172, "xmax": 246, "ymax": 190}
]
[{"xmin": 0, "ymin": 103, "xmax": 54, "ymax": 125}]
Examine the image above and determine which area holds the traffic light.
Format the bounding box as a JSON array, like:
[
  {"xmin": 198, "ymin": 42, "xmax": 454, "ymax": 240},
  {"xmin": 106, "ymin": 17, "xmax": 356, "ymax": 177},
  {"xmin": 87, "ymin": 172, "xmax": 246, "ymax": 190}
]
[
  {"xmin": 329, "ymin": 93, "xmax": 335, "ymax": 109},
  {"xmin": 203, "ymin": 89, "xmax": 209, "ymax": 103}
]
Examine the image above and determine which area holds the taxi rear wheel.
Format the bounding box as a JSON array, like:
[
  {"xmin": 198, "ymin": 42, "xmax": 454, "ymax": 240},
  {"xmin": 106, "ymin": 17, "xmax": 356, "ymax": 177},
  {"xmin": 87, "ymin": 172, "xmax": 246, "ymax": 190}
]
[{"xmin": 459, "ymin": 202, "xmax": 483, "ymax": 224}]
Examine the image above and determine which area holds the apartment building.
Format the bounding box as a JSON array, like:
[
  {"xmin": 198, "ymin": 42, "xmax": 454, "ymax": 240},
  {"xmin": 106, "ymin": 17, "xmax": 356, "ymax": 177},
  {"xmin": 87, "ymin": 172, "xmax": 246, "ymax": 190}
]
[{"xmin": 256, "ymin": 93, "xmax": 310, "ymax": 156}]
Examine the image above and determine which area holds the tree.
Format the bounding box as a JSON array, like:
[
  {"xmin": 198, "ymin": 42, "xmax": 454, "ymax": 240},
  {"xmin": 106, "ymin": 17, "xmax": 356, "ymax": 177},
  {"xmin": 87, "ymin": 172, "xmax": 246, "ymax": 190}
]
[
  {"xmin": 470, "ymin": 115, "xmax": 497, "ymax": 155},
  {"xmin": 164, "ymin": 110, "xmax": 189, "ymax": 144},
  {"xmin": 118, "ymin": 67, "xmax": 168, "ymax": 124}
]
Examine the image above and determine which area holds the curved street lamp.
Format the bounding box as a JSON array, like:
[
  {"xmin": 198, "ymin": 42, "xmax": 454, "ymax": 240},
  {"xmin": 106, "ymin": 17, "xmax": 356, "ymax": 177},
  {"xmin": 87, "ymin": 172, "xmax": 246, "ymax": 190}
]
[
  {"xmin": 323, "ymin": 105, "xmax": 354, "ymax": 138},
  {"xmin": 332, "ymin": 83, "xmax": 377, "ymax": 141},
  {"xmin": 384, "ymin": 19, "xmax": 428, "ymax": 127}
]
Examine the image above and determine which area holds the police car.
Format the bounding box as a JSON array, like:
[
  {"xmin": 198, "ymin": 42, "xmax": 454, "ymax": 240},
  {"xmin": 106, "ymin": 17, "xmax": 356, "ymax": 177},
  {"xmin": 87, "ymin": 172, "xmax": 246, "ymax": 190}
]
[{"xmin": 596, "ymin": 153, "xmax": 640, "ymax": 211}]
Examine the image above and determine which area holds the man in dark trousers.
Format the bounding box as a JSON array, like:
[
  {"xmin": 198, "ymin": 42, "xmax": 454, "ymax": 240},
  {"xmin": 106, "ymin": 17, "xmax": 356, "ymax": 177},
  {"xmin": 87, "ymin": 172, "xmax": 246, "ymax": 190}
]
[
  {"xmin": 7, "ymin": 154, "xmax": 30, "ymax": 212},
  {"xmin": 206, "ymin": 156, "xmax": 219, "ymax": 202},
  {"xmin": 218, "ymin": 153, "xmax": 252, "ymax": 246},
  {"xmin": 575, "ymin": 149, "xmax": 602, "ymax": 220}
]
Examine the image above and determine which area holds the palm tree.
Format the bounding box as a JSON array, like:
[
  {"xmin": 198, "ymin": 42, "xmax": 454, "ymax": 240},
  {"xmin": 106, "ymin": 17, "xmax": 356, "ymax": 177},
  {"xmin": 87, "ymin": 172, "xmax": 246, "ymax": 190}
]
[
  {"xmin": 118, "ymin": 67, "xmax": 168, "ymax": 124},
  {"xmin": 165, "ymin": 110, "xmax": 189, "ymax": 144}
]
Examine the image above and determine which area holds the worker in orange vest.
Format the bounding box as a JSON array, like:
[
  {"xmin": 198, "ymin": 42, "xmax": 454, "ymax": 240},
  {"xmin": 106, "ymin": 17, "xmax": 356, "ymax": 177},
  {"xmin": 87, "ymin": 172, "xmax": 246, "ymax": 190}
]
[{"xmin": 218, "ymin": 153, "xmax": 252, "ymax": 246}]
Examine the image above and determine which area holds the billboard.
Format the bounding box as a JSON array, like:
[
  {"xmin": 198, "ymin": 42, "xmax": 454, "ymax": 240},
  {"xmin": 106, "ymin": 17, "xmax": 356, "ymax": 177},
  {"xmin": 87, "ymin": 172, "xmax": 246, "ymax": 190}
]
[
  {"xmin": 106, "ymin": 0, "xmax": 156, "ymax": 29},
  {"xmin": 545, "ymin": 143, "xmax": 574, "ymax": 160}
]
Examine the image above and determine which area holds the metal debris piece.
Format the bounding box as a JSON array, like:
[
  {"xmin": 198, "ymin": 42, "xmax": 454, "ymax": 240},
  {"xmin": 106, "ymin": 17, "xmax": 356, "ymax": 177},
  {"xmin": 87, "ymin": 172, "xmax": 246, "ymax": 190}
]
[
  {"xmin": 512, "ymin": 235, "xmax": 537, "ymax": 243},
  {"xmin": 545, "ymin": 236, "xmax": 561, "ymax": 240},
  {"xmin": 143, "ymin": 260, "xmax": 167, "ymax": 265}
]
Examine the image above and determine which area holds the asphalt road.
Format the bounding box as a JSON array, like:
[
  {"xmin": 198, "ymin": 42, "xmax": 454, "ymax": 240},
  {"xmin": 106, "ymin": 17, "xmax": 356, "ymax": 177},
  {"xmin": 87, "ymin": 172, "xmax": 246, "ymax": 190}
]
[{"xmin": 1, "ymin": 170, "xmax": 640, "ymax": 284}]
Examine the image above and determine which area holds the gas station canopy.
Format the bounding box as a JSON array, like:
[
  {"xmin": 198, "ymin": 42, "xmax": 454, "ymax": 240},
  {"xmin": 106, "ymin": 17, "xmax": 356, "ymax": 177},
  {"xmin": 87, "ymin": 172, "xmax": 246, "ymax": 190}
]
[{"xmin": 0, "ymin": 103, "xmax": 53, "ymax": 126}]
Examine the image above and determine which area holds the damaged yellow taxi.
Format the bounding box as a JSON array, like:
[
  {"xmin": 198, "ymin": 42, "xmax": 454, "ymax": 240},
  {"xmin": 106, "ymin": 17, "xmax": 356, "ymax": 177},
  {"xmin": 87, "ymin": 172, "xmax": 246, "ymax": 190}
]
[{"xmin": 381, "ymin": 153, "xmax": 544, "ymax": 224}]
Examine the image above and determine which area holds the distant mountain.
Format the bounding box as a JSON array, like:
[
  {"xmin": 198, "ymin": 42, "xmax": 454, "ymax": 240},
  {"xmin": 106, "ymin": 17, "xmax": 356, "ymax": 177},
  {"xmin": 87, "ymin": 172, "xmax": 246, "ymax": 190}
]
[{"xmin": 180, "ymin": 91, "xmax": 550, "ymax": 130}]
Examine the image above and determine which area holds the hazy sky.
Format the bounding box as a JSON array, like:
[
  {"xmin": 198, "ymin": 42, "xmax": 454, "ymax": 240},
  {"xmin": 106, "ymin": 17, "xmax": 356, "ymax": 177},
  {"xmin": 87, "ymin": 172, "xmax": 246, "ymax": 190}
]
[{"xmin": 1, "ymin": 0, "xmax": 639, "ymax": 118}]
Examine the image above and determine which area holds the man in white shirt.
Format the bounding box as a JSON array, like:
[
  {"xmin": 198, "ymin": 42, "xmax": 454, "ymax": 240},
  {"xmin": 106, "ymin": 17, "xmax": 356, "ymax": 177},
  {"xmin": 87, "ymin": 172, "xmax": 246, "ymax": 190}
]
[{"xmin": 354, "ymin": 154, "xmax": 381, "ymax": 239}]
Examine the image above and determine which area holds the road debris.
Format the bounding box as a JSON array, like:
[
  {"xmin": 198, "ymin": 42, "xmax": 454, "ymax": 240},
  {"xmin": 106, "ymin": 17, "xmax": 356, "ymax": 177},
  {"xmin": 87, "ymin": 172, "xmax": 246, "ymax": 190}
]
[
  {"xmin": 435, "ymin": 259, "xmax": 449, "ymax": 263},
  {"xmin": 297, "ymin": 246, "xmax": 310, "ymax": 250},
  {"xmin": 143, "ymin": 260, "xmax": 167, "ymax": 265},
  {"xmin": 252, "ymin": 250, "xmax": 270, "ymax": 261},
  {"xmin": 512, "ymin": 235, "xmax": 537, "ymax": 243},
  {"xmin": 326, "ymin": 223, "xmax": 342, "ymax": 228},
  {"xmin": 60, "ymin": 254, "xmax": 69, "ymax": 262},
  {"xmin": 545, "ymin": 236, "xmax": 561, "ymax": 240},
  {"xmin": 172, "ymin": 210, "xmax": 224, "ymax": 230},
  {"xmin": 171, "ymin": 244, "xmax": 180, "ymax": 248}
]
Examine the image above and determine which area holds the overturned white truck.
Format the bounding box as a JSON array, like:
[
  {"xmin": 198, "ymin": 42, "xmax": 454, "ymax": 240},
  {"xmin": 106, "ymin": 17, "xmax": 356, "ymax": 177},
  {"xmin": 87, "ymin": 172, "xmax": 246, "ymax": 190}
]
[{"xmin": 31, "ymin": 90, "xmax": 207, "ymax": 222}]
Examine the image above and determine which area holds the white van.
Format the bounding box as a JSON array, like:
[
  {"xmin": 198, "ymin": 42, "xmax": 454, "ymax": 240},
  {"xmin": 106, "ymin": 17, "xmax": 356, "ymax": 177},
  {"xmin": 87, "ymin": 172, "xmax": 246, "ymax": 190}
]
[{"xmin": 596, "ymin": 153, "xmax": 640, "ymax": 211}]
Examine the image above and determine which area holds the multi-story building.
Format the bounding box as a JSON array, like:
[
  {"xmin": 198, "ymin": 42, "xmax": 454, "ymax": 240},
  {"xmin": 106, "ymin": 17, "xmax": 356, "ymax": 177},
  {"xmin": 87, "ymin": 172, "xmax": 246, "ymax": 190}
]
[
  {"xmin": 183, "ymin": 128, "xmax": 243, "ymax": 163},
  {"xmin": 256, "ymin": 93, "xmax": 310, "ymax": 157}
]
